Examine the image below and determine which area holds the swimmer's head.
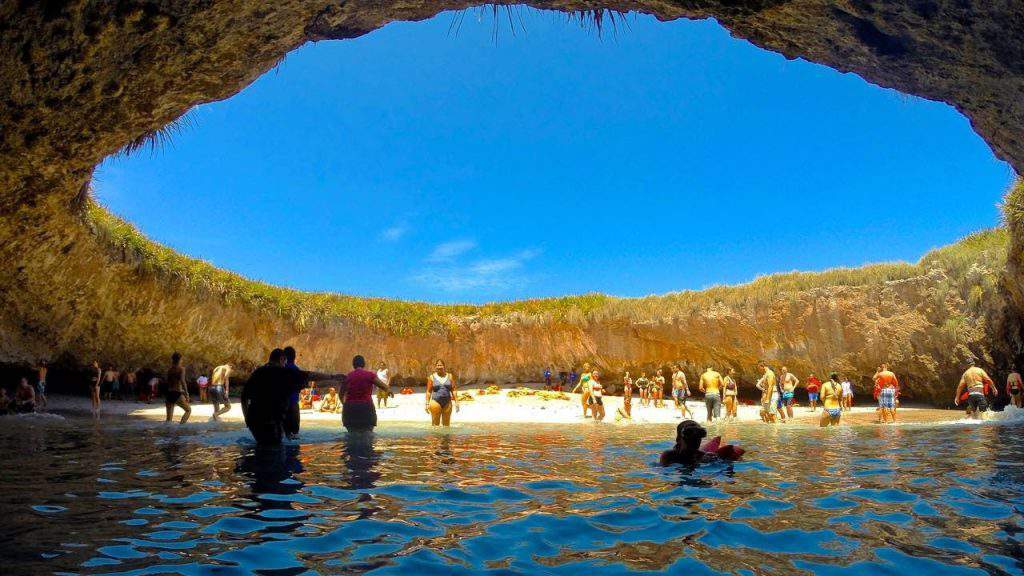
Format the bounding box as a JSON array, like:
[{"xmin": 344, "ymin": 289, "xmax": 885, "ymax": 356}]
[{"xmin": 675, "ymin": 420, "xmax": 707, "ymax": 451}]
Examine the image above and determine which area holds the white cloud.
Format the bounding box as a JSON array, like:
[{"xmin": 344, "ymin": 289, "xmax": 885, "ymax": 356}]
[
  {"xmin": 380, "ymin": 224, "xmax": 408, "ymax": 242},
  {"xmin": 426, "ymin": 239, "xmax": 477, "ymax": 263},
  {"xmin": 415, "ymin": 248, "xmax": 540, "ymax": 294}
]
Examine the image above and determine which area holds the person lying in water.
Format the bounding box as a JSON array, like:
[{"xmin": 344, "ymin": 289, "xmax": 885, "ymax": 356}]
[{"xmin": 659, "ymin": 420, "xmax": 745, "ymax": 466}]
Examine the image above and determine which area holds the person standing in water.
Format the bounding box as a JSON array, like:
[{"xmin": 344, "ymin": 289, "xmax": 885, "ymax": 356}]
[
  {"xmin": 806, "ymin": 373, "xmax": 821, "ymax": 412},
  {"xmin": 426, "ymin": 360, "xmax": 459, "ymax": 426},
  {"xmin": 589, "ymin": 370, "xmax": 606, "ymax": 421},
  {"xmin": 209, "ymin": 364, "xmax": 232, "ymax": 421},
  {"xmin": 874, "ymin": 363, "xmax": 900, "ymax": 424},
  {"xmin": 376, "ymin": 362, "xmax": 391, "ymax": 409},
  {"xmin": 544, "ymin": 366, "xmax": 553, "ymax": 389},
  {"xmin": 341, "ymin": 355, "xmax": 389, "ymax": 432},
  {"xmin": 32, "ymin": 360, "xmax": 48, "ymax": 410},
  {"xmin": 699, "ymin": 366, "xmax": 723, "ymax": 423},
  {"xmin": 90, "ymin": 360, "xmax": 102, "ymax": 416},
  {"xmin": 571, "ymin": 363, "xmax": 593, "ymax": 418},
  {"xmin": 954, "ymin": 360, "xmax": 996, "ymax": 419},
  {"xmin": 779, "ymin": 367, "xmax": 799, "ymax": 420},
  {"xmin": 872, "ymin": 362, "xmax": 897, "ymax": 422},
  {"xmin": 241, "ymin": 349, "xmax": 291, "ymax": 445},
  {"xmin": 1006, "ymin": 367, "xmax": 1022, "ymax": 408},
  {"xmin": 819, "ymin": 372, "xmax": 843, "ymax": 427},
  {"xmin": 723, "ymin": 368, "xmax": 739, "ymax": 419},
  {"xmin": 164, "ymin": 352, "xmax": 191, "ymax": 424},
  {"xmin": 756, "ymin": 363, "xmax": 777, "ymax": 423}
]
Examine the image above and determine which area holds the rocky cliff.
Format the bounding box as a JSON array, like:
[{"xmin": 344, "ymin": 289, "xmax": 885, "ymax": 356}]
[
  {"xmin": 0, "ymin": 197, "xmax": 1009, "ymax": 405},
  {"xmin": 1, "ymin": 1, "xmax": 1022, "ymax": 405}
]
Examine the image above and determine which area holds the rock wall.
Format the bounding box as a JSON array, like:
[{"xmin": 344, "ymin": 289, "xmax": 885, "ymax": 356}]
[
  {"xmin": 0, "ymin": 197, "xmax": 1007, "ymax": 405},
  {"xmin": 0, "ymin": 1, "xmax": 1022, "ymax": 405}
]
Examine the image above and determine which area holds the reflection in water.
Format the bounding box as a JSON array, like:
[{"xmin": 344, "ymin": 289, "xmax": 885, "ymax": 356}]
[
  {"xmin": 341, "ymin": 431, "xmax": 381, "ymax": 489},
  {"xmin": 0, "ymin": 418, "xmax": 1022, "ymax": 575}
]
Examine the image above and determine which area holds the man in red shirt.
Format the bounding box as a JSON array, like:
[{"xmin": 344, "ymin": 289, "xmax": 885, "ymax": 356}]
[
  {"xmin": 806, "ymin": 373, "xmax": 822, "ymax": 411},
  {"xmin": 873, "ymin": 364, "xmax": 900, "ymax": 424}
]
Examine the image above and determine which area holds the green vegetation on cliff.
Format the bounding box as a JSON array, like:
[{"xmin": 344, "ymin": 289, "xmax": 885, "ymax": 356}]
[{"xmin": 85, "ymin": 201, "xmax": 1008, "ymax": 335}]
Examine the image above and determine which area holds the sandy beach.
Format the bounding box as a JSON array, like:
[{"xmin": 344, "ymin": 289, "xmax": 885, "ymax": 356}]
[{"xmin": 37, "ymin": 385, "xmax": 995, "ymax": 427}]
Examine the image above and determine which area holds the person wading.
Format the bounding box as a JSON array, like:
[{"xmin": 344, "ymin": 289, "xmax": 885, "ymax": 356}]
[
  {"xmin": 209, "ymin": 364, "xmax": 233, "ymax": 421},
  {"xmin": 756, "ymin": 363, "xmax": 778, "ymax": 424},
  {"xmin": 819, "ymin": 372, "xmax": 843, "ymax": 427},
  {"xmin": 723, "ymin": 368, "xmax": 739, "ymax": 419},
  {"xmin": 873, "ymin": 363, "xmax": 900, "ymax": 424},
  {"xmin": 241, "ymin": 349, "xmax": 292, "ymax": 445},
  {"xmin": 341, "ymin": 355, "xmax": 389, "ymax": 432},
  {"xmin": 954, "ymin": 359, "xmax": 996, "ymax": 419},
  {"xmin": 426, "ymin": 360, "xmax": 459, "ymax": 426},
  {"xmin": 1006, "ymin": 367, "xmax": 1022, "ymax": 408},
  {"xmin": 165, "ymin": 352, "xmax": 192, "ymax": 424},
  {"xmin": 699, "ymin": 366, "xmax": 723, "ymax": 423}
]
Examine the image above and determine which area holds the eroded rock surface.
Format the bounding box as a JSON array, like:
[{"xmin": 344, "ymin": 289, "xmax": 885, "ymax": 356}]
[{"xmin": 0, "ymin": 1, "xmax": 1021, "ymax": 404}]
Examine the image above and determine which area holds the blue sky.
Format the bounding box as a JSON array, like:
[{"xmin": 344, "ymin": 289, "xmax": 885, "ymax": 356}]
[{"xmin": 95, "ymin": 9, "xmax": 1014, "ymax": 304}]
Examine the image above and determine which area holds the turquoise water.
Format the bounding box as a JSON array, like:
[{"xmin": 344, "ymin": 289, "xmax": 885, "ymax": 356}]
[{"xmin": 0, "ymin": 416, "xmax": 1022, "ymax": 575}]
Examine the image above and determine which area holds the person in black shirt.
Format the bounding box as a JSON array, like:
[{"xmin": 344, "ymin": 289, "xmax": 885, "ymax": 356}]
[{"xmin": 241, "ymin": 349, "xmax": 293, "ymax": 445}]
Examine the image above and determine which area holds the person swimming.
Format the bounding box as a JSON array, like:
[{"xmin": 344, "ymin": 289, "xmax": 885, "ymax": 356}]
[
  {"xmin": 819, "ymin": 372, "xmax": 843, "ymax": 427},
  {"xmin": 659, "ymin": 420, "xmax": 745, "ymax": 466}
]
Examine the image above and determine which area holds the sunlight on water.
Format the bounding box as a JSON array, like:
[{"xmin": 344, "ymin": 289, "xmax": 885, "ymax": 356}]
[{"xmin": 0, "ymin": 417, "xmax": 1022, "ymax": 575}]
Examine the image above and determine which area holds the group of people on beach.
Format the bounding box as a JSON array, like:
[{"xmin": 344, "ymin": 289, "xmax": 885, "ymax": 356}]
[
  {"xmin": 240, "ymin": 350, "xmax": 460, "ymax": 444},
  {"xmin": 6, "ymin": 352, "xmax": 1021, "ymax": 435}
]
